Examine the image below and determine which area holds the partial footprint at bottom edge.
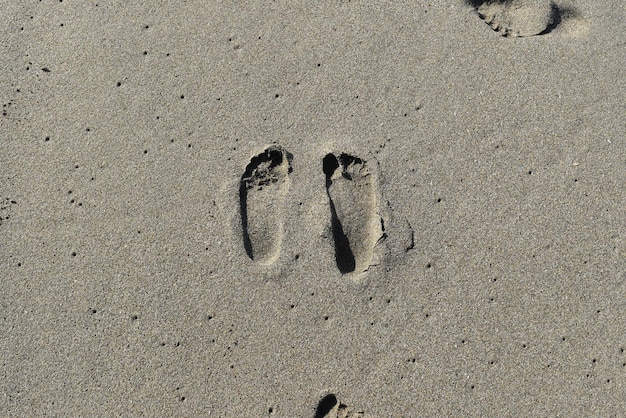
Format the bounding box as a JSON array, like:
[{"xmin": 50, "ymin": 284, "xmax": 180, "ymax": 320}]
[
  {"xmin": 240, "ymin": 145, "xmax": 293, "ymax": 265},
  {"xmin": 323, "ymin": 153, "xmax": 382, "ymax": 275},
  {"xmin": 468, "ymin": 0, "xmax": 582, "ymax": 37},
  {"xmin": 315, "ymin": 394, "xmax": 367, "ymax": 418}
]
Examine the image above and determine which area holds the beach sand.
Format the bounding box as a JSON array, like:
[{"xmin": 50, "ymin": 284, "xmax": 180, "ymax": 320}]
[{"xmin": 1, "ymin": 0, "xmax": 624, "ymax": 416}]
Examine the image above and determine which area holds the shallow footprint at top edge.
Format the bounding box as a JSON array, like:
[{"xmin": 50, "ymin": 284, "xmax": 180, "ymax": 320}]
[{"xmin": 468, "ymin": 0, "xmax": 566, "ymax": 37}]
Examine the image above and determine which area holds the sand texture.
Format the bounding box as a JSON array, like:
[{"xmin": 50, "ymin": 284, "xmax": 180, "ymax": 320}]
[{"xmin": 1, "ymin": 0, "xmax": 625, "ymax": 416}]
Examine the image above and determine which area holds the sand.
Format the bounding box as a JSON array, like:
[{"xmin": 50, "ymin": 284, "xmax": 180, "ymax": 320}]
[{"xmin": 1, "ymin": 0, "xmax": 624, "ymax": 416}]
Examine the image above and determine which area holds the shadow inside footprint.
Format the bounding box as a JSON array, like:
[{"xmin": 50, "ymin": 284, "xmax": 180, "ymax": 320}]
[
  {"xmin": 240, "ymin": 145, "xmax": 292, "ymax": 264},
  {"xmin": 314, "ymin": 394, "xmax": 338, "ymax": 418}
]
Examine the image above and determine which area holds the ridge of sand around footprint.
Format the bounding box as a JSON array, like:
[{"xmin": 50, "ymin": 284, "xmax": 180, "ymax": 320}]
[
  {"xmin": 240, "ymin": 145, "xmax": 293, "ymax": 265},
  {"xmin": 323, "ymin": 153, "xmax": 382, "ymax": 275}
]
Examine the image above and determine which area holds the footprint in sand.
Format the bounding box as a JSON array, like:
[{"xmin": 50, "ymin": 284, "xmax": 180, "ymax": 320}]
[
  {"xmin": 314, "ymin": 394, "xmax": 366, "ymax": 418},
  {"xmin": 467, "ymin": 0, "xmax": 580, "ymax": 37},
  {"xmin": 240, "ymin": 145, "xmax": 292, "ymax": 265},
  {"xmin": 323, "ymin": 153, "xmax": 382, "ymax": 275}
]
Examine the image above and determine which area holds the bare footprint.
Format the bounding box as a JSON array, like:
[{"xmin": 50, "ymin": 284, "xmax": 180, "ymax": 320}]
[
  {"xmin": 323, "ymin": 153, "xmax": 382, "ymax": 275},
  {"xmin": 314, "ymin": 394, "xmax": 366, "ymax": 418},
  {"xmin": 467, "ymin": 0, "xmax": 580, "ymax": 37},
  {"xmin": 240, "ymin": 145, "xmax": 292, "ymax": 265}
]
